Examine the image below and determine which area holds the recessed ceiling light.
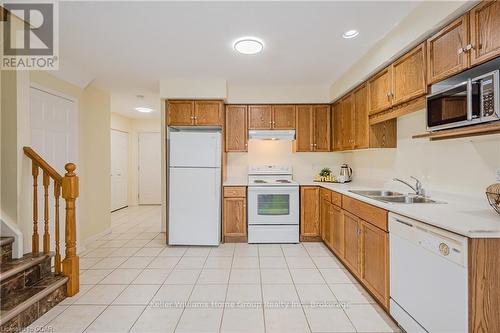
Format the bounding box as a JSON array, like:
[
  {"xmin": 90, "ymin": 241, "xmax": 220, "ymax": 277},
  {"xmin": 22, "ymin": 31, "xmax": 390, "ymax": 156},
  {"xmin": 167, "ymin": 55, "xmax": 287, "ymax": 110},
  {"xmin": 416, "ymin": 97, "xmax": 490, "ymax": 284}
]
[
  {"xmin": 233, "ymin": 37, "xmax": 264, "ymax": 55},
  {"xmin": 135, "ymin": 107, "xmax": 153, "ymax": 113},
  {"xmin": 342, "ymin": 30, "xmax": 359, "ymax": 39}
]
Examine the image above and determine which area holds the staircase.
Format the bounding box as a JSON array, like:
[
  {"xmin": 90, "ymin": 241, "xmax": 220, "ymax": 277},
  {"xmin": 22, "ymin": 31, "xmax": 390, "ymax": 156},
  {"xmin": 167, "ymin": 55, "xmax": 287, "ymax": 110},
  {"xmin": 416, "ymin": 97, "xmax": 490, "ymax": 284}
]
[
  {"xmin": 0, "ymin": 147, "xmax": 80, "ymax": 332},
  {"xmin": 0, "ymin": 237, "xmax": 68, "ymax": 332}
]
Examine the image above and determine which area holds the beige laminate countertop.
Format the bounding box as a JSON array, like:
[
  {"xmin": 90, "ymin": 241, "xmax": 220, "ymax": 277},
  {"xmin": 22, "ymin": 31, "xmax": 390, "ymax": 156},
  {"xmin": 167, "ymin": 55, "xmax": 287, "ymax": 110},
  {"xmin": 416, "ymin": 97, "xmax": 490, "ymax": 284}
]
[
  {"xmin": 297, "ymin": 178, "xmax": 500, "ymax": 239},
  {"xmin": 222, "ymin": 177, "xmax": 500, "ymax": 238}
]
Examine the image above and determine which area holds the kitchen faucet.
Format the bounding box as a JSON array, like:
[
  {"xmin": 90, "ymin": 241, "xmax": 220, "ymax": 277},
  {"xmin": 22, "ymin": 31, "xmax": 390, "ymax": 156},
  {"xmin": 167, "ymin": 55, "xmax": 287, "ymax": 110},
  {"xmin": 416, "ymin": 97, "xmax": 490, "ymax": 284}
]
[{"xmin": 393, "ymin": 176, "xmax": 426, "ymax": 196}]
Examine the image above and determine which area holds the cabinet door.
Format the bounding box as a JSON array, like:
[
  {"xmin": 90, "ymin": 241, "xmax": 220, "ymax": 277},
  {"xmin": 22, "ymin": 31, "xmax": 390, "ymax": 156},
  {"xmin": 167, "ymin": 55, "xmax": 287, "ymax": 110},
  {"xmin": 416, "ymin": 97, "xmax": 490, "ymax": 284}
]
[
  {"xmin": 392, "ymin": 43, "xmax": 427, "ymax": 106},
  {"xmin": 470, "ymin": 1, "xmax": 500, "ymax": 66},
  {"xmin": 194, "ymin": 101, "xmax": 222, "ymax": 126},
  {"xmin": 272, "ymin": 105, "xmax": 296, "ymax": 129},
  {"xmin": 360, "ymin": 220, "xmax": 389, "ymax": 308},
  {"xmin": 167, "ymin": 100, "xmax": 194, "ymax": 126},
  {"xmin": 223, "ymin": 197, "xmax": 247, "ymax": 240},
  {"xmin": 300, "ymin": 186, "xmax": 320, "ymax": 239},
  {"xmin": 248, "ymin": 105, "xmax": 272, "ymax": 129},
  {"xmin": 332, "ymin": 102, "xmax": 343, "ymax": 151},
  {"xmin": 343, "ymin": 211, "xmax": 361, "ymax": 276},
  {"xmin": 313, "ymin": 105, "xmax": 331, "ymax": 151},
  {"xmin": 341, "ymin": 94, "xmax": 354, "ymax": 150},
  {"xmin": 320, "ymin": 198, "xmax": 331, "ymax": 246},
  {"xmin": 331, "ymin": 205, "xmax": 344, "ymax": 257},
  {"xmin": 427, "ymin": 15, "xmax": 469, "ymax": 84},
  {"xmin": 225, "ymin": 105, "xmax": 248, "ymax": 152},
  {"xmin": 368, "ymin": 67, "xmax": 393, "ymax": 115},
  {"xmin": 295, "ymin": 105, "xmax": 314, "ymax": 152},
  {"xmin": 353, "ymin": 84, "xmax": 369, "ymax": 150}
]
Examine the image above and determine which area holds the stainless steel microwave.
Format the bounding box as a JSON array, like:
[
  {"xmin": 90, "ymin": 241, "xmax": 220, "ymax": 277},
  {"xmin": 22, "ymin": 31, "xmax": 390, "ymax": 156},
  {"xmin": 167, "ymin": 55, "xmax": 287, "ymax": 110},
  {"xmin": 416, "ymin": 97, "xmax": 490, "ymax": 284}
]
[{"xmin": 426, "ymin": 70, "xmax": 499, "ymax": 131}]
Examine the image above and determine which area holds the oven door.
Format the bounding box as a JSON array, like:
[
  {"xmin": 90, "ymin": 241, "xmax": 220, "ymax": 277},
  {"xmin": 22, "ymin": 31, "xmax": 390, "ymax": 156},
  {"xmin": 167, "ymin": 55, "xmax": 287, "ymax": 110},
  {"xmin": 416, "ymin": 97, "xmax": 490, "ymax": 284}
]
[
  {"xmin": 247, "ymin": 186, "xmax": 299, "ymax": 225},
  {"xmin": 426, "ymin": 80, "xmax": 480, "ymax": 131}
]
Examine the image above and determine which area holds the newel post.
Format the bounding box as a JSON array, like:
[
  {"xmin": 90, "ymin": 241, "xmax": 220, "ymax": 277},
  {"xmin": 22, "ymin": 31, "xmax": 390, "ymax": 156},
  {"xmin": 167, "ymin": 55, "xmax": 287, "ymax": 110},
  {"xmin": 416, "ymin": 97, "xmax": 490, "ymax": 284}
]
[{"xmin": 61, "ymin": 163, "xmax": 79, "ymax": 296}]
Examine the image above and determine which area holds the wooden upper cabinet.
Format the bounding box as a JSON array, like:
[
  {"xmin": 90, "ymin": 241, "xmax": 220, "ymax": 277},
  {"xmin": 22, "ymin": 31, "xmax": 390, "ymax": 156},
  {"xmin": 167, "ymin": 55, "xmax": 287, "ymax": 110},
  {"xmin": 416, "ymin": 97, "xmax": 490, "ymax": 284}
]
[
  {"xmin": 368, "ymin": 66, "xmax": 393, "ymax": 115},
  {"xmin": 248, "ymin": 105, "xmax": 272, "ymax": 129},
  {"xmin": 427, "ymin": 15, "xmax": 469, "ymax": 84},
  {"xmin": 313, "ymin": 105, "xmax": 331, "ymax": 151},
  {"xmin": 360, "ymin": 220, "xmax": 389, "ymax": 308},
  {"xmin": 295, "ymin": 105, "xmax": 314, "ymax": 152},
  {"xmin": 300, "ymin": 186, "xmax": 320, "ymax": 240},
  {"xmin": 470, "ymin": 1, "xmax": 500, "ymax": 66},
  {"xmin": 341, "ymin": 94, "xmax": 354, "ymax": 150},
  {"xmin": 272, "ymin": 105, "xmax": 296, "ymax": 129},
  {"xmin": 353, "ymin": 84, "xmax": 369, "ymax": 150},
  {"xmin": 392, "ymin": 43, "xmax": 427, "ymax": 105},
  {"xmin": 225, "ymin": 105, "xmax": 248, "ymax": 152},
  {"xmin": 332, "ymin": 102, "xmax": 343, "ymax": 151},
  {"xmin": 194, "ymin": 101, "xmax": 222, "ymax": 126},
  {"xmin": 343, "ymin": 211, "xmax": 361, "ymax": 276},
  {"xmin": 166, "ymin": 100, "xmax": 194, "ymax": 125}
]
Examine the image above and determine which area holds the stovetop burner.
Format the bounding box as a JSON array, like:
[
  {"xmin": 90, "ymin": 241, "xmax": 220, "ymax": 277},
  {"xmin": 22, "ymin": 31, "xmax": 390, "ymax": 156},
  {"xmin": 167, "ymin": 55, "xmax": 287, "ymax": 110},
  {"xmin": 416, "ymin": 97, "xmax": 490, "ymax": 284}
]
[
  {"xmin": 276, "ymin": 179, "xmax": 291, "ymax": 183},
  {"xmin": 254, "ymin": 180, "xmax": 267, "ymax": 183}
]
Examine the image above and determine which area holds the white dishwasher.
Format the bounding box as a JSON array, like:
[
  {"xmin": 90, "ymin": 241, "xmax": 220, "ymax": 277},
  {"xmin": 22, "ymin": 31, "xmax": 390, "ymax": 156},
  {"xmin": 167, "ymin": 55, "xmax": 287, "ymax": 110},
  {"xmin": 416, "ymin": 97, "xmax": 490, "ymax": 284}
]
[{"xmin": 389, "ymin": 213, "xmax": 468, "ymax": 333}]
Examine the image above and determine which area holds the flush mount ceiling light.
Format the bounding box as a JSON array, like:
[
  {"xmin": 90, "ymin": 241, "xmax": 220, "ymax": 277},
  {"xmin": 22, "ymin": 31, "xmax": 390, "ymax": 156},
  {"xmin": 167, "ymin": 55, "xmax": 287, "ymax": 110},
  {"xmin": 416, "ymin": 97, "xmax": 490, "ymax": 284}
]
[
  {"xmin": 233, "ymin": 37, "xmax": 264, "ymax": 55},
  {"xmin": 342, "ymin": 29, "xmax": 359, "ymax": 39},
  {"xmin": 135, "ymin": 107, "xmax": 153, "ymax": 113}
]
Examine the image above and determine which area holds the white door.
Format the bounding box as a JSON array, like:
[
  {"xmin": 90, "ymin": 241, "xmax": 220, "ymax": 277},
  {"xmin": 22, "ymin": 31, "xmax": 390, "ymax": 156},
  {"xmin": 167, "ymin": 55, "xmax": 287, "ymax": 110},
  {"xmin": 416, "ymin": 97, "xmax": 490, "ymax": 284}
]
[
  {"xmin": 30, "ymin": 86, "xmax": 78, "ymax": 254},
  {"xmin": 111, "ymin": 129, "xmax": 129, "ymax": 211},
  {"xmin": 138, "ymin": 132, "xmax": 161, "ymax": 204}
]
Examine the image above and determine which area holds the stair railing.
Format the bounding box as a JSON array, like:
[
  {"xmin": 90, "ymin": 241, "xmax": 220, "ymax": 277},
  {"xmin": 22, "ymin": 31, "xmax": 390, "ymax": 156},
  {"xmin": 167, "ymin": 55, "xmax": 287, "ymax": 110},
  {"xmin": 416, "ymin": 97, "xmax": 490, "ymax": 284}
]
[{"xmin": 23, "ymin": 147, "xmax": 79, "ymax": 296}]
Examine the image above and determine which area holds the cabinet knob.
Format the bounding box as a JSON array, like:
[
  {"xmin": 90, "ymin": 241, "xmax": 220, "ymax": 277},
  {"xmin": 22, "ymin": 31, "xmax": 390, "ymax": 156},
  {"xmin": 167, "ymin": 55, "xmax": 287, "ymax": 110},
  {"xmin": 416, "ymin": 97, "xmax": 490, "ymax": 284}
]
[
  {"xmin": 457, "ymin": 47, "xmax": 465, "ymax": 55},
  {"xmin": 465, "ymin": 44, "xmax": 474, "ymax": 51}
]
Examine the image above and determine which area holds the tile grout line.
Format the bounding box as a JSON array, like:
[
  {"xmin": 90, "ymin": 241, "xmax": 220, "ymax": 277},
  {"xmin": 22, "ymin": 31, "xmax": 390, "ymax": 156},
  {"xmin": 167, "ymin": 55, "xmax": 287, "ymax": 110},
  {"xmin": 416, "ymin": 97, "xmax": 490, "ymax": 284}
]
[{"xmin": 218, "ymin": 244, "xmax": 235, "ymax": 333}]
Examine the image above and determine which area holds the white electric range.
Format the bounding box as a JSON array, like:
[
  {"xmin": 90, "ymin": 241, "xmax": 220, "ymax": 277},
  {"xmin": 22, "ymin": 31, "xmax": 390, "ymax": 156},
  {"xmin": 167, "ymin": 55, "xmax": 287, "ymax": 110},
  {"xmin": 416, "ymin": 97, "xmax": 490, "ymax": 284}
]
[{"xmin": 247, "ymin": 165, "xmax": 299, "ymax": 243}]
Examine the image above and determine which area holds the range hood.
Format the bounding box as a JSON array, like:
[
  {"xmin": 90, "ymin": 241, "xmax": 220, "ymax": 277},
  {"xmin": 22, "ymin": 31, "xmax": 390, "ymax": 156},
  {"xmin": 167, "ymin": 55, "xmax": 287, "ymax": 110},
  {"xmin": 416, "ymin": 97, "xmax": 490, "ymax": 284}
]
[{"xmin": 248, "ymin": 130, "xmax": 295, "ymax": 141}]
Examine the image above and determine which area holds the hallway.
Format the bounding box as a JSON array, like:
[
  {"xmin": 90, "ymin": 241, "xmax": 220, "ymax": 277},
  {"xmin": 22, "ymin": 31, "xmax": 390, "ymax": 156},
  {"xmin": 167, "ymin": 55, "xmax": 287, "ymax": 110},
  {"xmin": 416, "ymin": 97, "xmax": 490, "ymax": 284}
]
[{"xmin": 27, "ymin": 206, "xmax": 399, "ymax": 333}]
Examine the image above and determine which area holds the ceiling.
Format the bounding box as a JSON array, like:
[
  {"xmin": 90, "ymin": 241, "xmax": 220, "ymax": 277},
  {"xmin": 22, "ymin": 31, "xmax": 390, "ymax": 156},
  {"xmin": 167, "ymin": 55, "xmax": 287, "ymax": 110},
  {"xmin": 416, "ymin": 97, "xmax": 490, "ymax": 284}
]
[{"xmin": 57, "ymin": 1, "xmax": 421, "ymax": 118}]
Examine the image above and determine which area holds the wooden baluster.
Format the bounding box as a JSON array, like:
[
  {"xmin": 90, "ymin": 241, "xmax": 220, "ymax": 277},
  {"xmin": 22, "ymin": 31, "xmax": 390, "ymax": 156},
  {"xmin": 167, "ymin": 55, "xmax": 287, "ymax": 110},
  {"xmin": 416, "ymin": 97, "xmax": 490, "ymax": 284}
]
[
  {"xmin": 43, "ymin": 171, "xmax": 50, "ymax": 254},
  {"xmin": 32, "ymin": 163, "xmax": 40, "ymax": 255},
  {"xmin": 62, "ymin": 163, "xmax": 79, "ymax": 296},
  {"xmin": 54, "ymin": 182, "xmax": 62, "ymax": 274}
]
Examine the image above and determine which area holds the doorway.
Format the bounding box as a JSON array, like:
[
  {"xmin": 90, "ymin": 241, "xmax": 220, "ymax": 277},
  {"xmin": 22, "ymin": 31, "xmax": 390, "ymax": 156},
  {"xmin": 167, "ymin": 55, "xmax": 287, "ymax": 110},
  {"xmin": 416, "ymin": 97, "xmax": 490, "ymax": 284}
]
[
  {"xmin": 111, "ymin": 129, "xmax": 129, "ymax": 211},
  {"xmin": 138, "ymin": 132, "xmax": 161, "ymax": 205}
]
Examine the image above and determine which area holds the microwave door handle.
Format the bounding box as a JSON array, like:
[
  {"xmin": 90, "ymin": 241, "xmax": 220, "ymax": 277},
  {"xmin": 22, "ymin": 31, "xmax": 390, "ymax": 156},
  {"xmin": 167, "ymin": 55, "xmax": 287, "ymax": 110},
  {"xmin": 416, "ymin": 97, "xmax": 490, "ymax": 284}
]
[{"xmin": 467, "ymin": 78, "xmax": 473, "ymax": 121}]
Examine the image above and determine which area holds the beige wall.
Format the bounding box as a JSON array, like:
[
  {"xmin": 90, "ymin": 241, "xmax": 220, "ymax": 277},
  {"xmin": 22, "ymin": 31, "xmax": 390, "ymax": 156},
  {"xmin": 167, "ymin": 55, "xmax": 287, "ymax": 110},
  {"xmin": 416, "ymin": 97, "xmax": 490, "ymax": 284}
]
[
  {"xmin": 29, "ymin": 72, "xmax": 112, "ymax": 249},
  {"xmin": 111, "ymin": 113, "xmax": 161, "ymax": 206}
]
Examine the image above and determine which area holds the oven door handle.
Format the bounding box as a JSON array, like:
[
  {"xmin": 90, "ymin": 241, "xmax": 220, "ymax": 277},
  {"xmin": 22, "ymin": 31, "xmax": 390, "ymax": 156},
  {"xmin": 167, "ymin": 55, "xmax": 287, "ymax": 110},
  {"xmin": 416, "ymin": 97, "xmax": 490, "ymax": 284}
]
[{"xmin": 466, "ymin": 78, "xmax": 473, "ymax": 121}]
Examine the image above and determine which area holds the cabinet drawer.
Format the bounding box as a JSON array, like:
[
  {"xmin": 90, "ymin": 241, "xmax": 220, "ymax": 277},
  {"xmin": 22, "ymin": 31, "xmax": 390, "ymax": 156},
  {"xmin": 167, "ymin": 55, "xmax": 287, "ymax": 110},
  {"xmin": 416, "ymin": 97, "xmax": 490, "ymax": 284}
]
[
  {"xmin": 223, "ymin": 187, "xmax": 246, "ymax": 198},
  {"xmin": 331, "ymin": 191, "xmax": 342, "ymax": 207},
  {"xmin": 342, "ymin": 196, "xmax": 388, "ymax": 231},
  {"xmin": 320, "ymin": 188, "xmax": 331, "ymax": 202}
]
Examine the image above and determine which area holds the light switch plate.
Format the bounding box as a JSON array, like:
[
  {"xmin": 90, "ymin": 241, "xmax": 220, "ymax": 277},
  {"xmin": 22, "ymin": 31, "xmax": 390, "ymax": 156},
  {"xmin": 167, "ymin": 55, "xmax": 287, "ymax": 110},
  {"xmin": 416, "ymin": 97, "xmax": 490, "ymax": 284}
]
[{"xmin": 496, "ymin": 168, "xmax": 500, "ymax": 182}]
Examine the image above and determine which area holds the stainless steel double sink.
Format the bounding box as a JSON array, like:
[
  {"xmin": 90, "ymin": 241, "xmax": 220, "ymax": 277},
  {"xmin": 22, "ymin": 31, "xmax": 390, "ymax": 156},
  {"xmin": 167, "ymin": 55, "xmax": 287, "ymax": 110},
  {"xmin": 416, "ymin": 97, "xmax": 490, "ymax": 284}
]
[{"xmin": 349, "ymin": 190, "xmax": 445, "ymax": 204}]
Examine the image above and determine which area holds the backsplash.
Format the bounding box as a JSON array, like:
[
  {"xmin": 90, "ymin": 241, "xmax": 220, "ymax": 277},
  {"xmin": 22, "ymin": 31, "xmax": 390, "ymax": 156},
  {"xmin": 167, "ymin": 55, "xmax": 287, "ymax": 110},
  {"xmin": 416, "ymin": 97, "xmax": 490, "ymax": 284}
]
[
  {"xmin": 226, "ymin": 140, "xmax": 345, "ymax": 181},
  {"xmin": 344, "ymin": 110, "xmax": 500, "ymax": 197}
]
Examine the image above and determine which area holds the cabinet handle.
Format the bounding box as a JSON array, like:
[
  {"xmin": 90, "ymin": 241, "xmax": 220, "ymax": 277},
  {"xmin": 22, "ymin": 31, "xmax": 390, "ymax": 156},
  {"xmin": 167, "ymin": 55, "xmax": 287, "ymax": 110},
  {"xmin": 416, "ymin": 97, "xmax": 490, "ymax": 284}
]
[
  {"xmin": 465, "ymin": 44, "xmax": 474, "ymax": 51},
  {"xmin": 458, "ymin": 47, "xmax": 465, "ymax": 55}
]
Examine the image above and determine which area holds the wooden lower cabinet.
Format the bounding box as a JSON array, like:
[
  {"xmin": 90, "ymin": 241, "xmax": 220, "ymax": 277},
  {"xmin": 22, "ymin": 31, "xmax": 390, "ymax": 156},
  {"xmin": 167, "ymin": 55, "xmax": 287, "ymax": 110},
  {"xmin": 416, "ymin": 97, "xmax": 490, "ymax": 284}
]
[
  {"xmin": 300, "ymin": 186, "xmax": 320, "ymax": 241},
  {"xmin": 342, "ymin": 211, "xmax": 362, "ymax": 276},
  {"xmin": 223, "ymin": 187, "xmax": 247, "ymax": 242},
  {"xmin": 320, "ymin": 197, "xmax": 332, "ymax": 248},
  {"xmin": 360, "ymin": 220, "xmax": 389, "ymax": 308},
  {"xmin": 330, "ymin": 204, "xmax": 344, "ymax": 257}
]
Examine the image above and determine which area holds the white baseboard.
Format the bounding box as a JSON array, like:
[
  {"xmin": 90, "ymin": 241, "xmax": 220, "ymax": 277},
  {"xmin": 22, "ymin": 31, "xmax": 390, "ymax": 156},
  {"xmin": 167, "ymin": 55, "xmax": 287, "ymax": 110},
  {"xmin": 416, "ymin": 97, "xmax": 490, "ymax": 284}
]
[
  {"xmin": 78, "ymin": 227, "xmax": 112, "ymax": 255},
  {"xmin": 0, "ymin": 218, "xmax": 24, "ymax": 259}
]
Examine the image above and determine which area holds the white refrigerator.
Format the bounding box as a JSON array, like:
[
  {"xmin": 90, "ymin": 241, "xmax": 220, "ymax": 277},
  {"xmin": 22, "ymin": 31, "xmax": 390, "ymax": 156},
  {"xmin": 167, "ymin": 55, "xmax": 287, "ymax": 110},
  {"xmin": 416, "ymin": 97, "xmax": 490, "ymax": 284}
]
[{"xmin": 168, "ymin": 129, "xmax": 221, "ymax": 245}]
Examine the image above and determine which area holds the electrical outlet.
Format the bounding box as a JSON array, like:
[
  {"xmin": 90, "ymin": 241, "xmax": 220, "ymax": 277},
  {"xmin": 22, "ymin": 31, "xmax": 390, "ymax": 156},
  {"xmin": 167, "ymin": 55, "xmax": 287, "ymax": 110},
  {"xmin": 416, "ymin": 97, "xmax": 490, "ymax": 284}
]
[{"xmin": 496, "ymin": 168, "xmax": 500, "ymax": 182}]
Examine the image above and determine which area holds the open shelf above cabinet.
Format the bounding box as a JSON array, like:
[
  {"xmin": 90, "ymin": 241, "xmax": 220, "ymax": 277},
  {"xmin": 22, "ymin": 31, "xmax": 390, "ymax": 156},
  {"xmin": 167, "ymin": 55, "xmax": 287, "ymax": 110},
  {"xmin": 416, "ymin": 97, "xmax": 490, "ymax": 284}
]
[{"xmin": 413, "ymin": 121, "xmax": 500, "ymax": 141}]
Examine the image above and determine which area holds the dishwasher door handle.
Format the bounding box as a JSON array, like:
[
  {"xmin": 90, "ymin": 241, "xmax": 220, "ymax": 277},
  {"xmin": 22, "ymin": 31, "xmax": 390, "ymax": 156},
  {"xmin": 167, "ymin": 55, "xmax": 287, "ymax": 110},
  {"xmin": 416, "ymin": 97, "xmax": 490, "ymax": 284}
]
[{"xmin": 393, "ymin": 218, "xmax": 414, "ymax": 228}]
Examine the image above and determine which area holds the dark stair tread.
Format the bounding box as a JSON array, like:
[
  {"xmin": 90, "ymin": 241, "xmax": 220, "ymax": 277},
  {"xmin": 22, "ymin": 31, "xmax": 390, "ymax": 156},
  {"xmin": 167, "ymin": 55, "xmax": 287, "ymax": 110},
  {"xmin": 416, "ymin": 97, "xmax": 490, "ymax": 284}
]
[
  {"xmin": 0, "ymin": 237, "xmax": 14, "ymax": 247},
  {"xmin": 0, "ymin": 253, "xmax": 52, "ymax": 282},
  {"xmin": 0, "ymin": 274, "xmax": 67, "ymax": 325}
]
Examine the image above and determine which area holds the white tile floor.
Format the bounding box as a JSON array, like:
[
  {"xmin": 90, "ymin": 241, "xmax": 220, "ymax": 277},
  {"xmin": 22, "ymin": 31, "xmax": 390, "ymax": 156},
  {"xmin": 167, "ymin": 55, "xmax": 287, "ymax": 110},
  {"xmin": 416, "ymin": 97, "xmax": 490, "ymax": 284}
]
[{"xmin": 29, "ymin": 206, "xmax": 401, "ymax": 333}]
